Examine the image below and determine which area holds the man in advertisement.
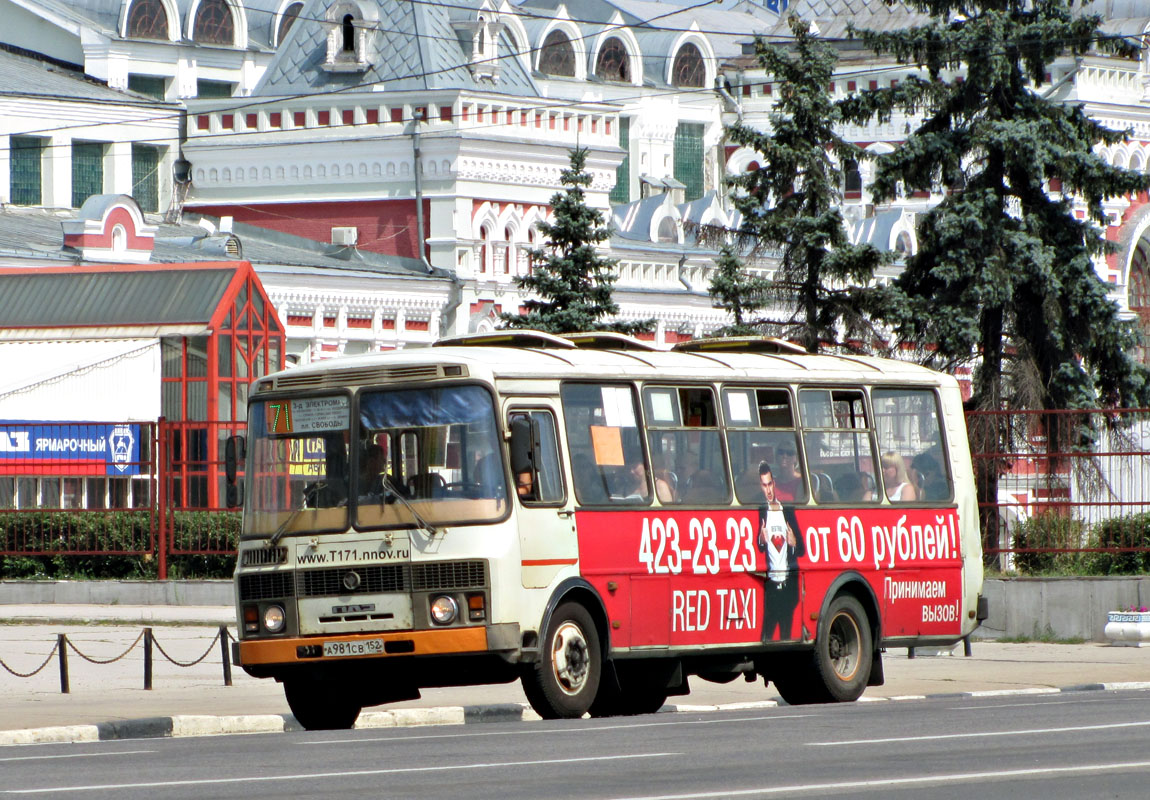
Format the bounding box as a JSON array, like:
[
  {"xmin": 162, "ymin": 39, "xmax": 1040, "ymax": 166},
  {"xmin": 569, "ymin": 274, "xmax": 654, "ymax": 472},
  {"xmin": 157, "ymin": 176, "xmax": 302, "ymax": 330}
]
[{"xmin": 757, "ymin": 461, "xmax": 804, "ymax": 641}]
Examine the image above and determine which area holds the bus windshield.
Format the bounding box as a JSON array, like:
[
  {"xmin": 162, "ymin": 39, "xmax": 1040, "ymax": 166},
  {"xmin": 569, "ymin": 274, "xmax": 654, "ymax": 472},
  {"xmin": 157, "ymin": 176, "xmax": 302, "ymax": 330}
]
[
  {"xmin": 354, "ymin": 384, "xmax": 508, "ymax": 529},
  {"xmin": 245, "ymin": 395, "xmax": 352, "ymax": 538}
]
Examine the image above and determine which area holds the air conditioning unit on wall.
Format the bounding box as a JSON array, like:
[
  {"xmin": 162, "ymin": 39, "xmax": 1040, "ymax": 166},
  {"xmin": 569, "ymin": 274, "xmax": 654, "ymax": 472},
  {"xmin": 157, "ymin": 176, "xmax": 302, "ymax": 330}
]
[{"xmin": 331, "ymin": 226, "xmax": 358, "ymax": 246}]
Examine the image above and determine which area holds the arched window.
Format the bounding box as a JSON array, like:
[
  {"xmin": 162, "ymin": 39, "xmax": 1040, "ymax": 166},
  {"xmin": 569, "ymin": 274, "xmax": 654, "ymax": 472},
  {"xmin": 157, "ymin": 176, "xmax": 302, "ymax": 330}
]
[
  {"xmin": 341, "ymin": 14, "xmax": 355, "ymax": 51},
  {"xmin": 479, "ymin": 225, "xmax": 490, "ymax": 273},
  {"xmin": 127, "ymin": 0, "xmax": 169, "ymax": 39},
  {"xmin": 1130, "ymin": 242, "xmax": 1150, "ymax": 365},
  {"xmin": 595, "ymin": 37, "xmax": 631, "ymax": 83},
  {"xmin": 504, "ymin": 226, "xmax": 514, "ymax": 274},
  {"xmin": 895, "ymin": 231, "xmax": 913, "ymax": 254},
  {"xmin": 672, "ymin": 43, "xmax": 705, "ymax": 88},
  {"xmin": 193, "ymin": 0, "xmax": 235, "ymax": 45},
  {"xmin": 657, "ymin": 217, "xmax": 677, "ymax": 243},
  {"xmin": 277, "ymin": 2, "xmax": 302, "ymax": 45},
  {"xmin": 539, "ymin": 30, "xmax": 575, "ymax": 77}
]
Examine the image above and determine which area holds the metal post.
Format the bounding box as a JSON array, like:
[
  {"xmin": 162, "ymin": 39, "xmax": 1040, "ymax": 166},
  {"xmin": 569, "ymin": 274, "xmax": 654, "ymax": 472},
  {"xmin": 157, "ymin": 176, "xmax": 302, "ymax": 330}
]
[
  {"xmin": 963, "ymin": 635, "xmax": 973, "ymax": 657},
  {"xmin": 144, "ymin": 627, "xmax": 153, "ymax": 690},
  {"xmin": 219, "ymin": 626, "xmax": 232, "ymax": 687},
  {"xmin": 57, "ymin": 634, "xmax": 69, "ymax": 694},
  {"xmin": 907, "ymin": 647, "xmax": 916, "ymax": 659},
  {"xmin": 156, "ymin": 419, "xmax": 168, "ymax": 580}
]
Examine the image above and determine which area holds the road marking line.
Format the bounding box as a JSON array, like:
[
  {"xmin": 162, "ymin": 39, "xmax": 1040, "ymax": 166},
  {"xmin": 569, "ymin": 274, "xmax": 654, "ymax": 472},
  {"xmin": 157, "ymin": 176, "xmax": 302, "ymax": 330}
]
[
  {"xmin": 808, "ymin": 719, "xmax": 1150, "ymax": 746},
  {"xmin": 2, "ymin": 752, "xmax": 678, "ymax": 794},
  {"xmin": 0, "ymin": 750, "xmax": 153, "ymax": 763},
  {"xmin": 601, "ymin": 760, "xmax": 1150, "ymax": 799},
  {"xmin": 303, "ymin": 714, "xmax": 816, "ymax": 745},
  {"xmin": 952, "ymin": 699, "xmax": 1109, "ymax": 710}
]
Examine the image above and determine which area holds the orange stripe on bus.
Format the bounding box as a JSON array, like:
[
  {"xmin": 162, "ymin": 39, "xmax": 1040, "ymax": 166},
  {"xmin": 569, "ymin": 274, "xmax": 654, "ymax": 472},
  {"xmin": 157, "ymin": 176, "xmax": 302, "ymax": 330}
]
[
  {"xmin": 238, "ymin": 627, "xmax": 487, "ymax": 666},
  {"xmin": 521, "ymin": 558, "xmax": 578, "ymax": 566}
]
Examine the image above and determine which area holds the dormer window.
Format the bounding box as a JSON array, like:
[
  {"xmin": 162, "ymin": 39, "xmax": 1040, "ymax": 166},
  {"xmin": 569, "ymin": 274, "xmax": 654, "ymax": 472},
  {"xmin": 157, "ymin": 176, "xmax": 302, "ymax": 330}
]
[
  {"xmin": 672, "ymin": 42, "xmax": 705, "ymax": 88},
  {"xmin": 126, "ymin": 0, "xmax": 170, "ymax": 40},
  {"xmin": 323, "ymin": 3, "xmax": 368, "ymax": 72},
  {"xmin": 193, "ymin": 0, "xmax": 236, "ymax": 46},
  {"xmin": 453, "ymin": 13, "xmax": 504, "ymax": 82},
  {"xmin": 540, "ymin": 30, "xmax": 575, "ymax": 77}
]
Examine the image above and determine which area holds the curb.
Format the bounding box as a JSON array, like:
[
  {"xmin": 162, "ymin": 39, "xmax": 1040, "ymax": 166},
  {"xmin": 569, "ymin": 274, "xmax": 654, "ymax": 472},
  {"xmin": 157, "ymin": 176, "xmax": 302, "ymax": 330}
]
[{"xmin": 4, "ymin": 683, "xmax": 1150, "ymax": 746}]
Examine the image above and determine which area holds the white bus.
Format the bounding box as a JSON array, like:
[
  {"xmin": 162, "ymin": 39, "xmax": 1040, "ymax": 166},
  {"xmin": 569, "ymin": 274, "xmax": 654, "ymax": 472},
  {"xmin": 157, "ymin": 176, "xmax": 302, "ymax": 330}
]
[{"xmin": 228, "ymin": 331, "xmax": 986, "ymax": 729}]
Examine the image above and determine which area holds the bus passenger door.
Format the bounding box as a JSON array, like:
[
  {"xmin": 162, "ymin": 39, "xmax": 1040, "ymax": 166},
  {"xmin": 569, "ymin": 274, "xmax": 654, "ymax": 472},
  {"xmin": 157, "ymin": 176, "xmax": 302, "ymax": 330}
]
[{"xmin": 507, "ymin": 405, "xmax": 577, "ymax": 589}]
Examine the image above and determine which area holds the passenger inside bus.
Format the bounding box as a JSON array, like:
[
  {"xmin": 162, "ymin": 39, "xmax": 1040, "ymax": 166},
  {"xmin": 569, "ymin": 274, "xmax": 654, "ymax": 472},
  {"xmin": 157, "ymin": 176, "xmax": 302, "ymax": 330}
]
[
  {"xmin": 609, "ymin": 442, "xmax": 651, "ymax": 501},
  {"xmin": 358, "ymin": 443, "xmax": 386, "ymax": 501},
  {"xmin": 882, "ymin": 452, "xmax": 918, "ymax": 502},
  {"xmin": 515, "ymin": 469, "xmax": 536, "ymax": 501},
  {"xmin": 571, "ymin": 452, "xmax": 609, "ymax": 504},
  {"xmin": 774, "ymin": 446, "xmax": 803, "ymax": 501}
]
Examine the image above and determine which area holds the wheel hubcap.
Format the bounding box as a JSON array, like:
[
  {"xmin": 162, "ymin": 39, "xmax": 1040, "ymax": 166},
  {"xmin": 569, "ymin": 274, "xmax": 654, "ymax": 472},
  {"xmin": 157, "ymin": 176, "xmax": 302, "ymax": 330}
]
[
  {"xmin": 828, "ymin": 612, "xmax": 861, "ymax": 681},
  {"xmin": 551, "ymin": 621, "xmax": 589, "ymax": 695}
]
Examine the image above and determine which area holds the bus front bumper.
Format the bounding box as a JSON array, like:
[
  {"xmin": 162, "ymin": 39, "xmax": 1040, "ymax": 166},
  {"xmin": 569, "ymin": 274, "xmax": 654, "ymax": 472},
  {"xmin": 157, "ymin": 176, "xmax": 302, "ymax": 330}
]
[{"xmin": 236, "ymin": 623, "xmax": 520, "ymax": 667}]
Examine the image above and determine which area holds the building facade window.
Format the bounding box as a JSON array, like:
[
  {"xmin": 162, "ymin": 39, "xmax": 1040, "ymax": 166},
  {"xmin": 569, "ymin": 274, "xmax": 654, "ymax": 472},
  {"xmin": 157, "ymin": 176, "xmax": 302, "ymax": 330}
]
[
  {"xmin": 132, "ymin": 143, "xmax": 162, "ymax": 213},
  {"xmin": 10, "ymin": 136, "xmax": 44, "ymax": 206},
  {"xmin": 196, "ymin": 79, "xmax": 235, "ymax": 97},
  {"xmin": 127, "ymin": 0, "xmax": 170, "ymax": 39},
  {"xmin": 1129, "ymin": 243, "xmax": 1150, "ymax": 366},
  {"xmin": 277, "ymin": 1, "xmax": 303, "ymax": 45},
  {"xmin": 609, "ymin": 116, "xmax": 631, "ymax": 205},
  {"xmin": 844, "ymin": 158, "xmax": 862, "ymax": 195},
  {"xmin": 539, "ymin": 30, "xmax": 575, "ymax": 77},
  {"xmin": 672, "ymin": 43, "xmax": 705, "ymax": 88},
  {"xmin": 193, "ymin": 0, "xmax": 235, "ymax": 46},
  {"xmin": 673, "ymin": 122, "xmax": 704, "ymax": 202},
  {"xmin": 71, "ymin": 141, "xmax": 105, "ymax": 208},
  {"xmin": 128, "ymin": 74, "xmax": 167, "ymax": 99},
  {"xmin": 595, "ymin": 37, "xmax": 631, "ymax": 83}
]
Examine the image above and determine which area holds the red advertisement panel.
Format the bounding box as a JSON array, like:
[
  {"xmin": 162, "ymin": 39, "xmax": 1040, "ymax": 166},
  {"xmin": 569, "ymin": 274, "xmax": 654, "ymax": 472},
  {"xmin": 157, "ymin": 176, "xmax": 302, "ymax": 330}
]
[{"xmin": 575, "ymin": 506, "xmax": 965, "ymax": 649}]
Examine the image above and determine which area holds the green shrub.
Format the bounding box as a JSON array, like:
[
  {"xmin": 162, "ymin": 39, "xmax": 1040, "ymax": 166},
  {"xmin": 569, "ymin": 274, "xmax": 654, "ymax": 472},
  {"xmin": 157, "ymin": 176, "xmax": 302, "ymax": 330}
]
[
  {"xmin": 1081, "ymin": 512, "xmax": 1150, "ymax": 575},
  {"xmin": 0, "ymin": 510, "xmax": 239, "ymax": 580},
  {"xmin": 1011, "ymin": 512, "xmax": 1086, "ymax": 575}
]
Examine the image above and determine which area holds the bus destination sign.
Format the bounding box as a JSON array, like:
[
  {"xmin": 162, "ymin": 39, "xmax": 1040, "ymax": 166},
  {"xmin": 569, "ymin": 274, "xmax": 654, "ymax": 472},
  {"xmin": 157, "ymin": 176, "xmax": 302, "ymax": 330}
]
[{"xmin": 266, "ymin": 396, "xmax": 349, "ymax": 435}]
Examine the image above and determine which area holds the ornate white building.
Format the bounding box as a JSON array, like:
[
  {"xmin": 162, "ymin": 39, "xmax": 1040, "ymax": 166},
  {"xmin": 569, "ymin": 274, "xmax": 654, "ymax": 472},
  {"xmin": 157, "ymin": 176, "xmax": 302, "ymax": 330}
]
[{"xmin": 5, "ymin": 0, "xmax": 1150, "ymax": 364}]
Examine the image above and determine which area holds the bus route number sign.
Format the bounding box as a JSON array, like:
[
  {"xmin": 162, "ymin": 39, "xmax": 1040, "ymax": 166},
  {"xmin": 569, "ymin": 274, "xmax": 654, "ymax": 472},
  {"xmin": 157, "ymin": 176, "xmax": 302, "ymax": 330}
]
[{"xmin": 266, "ymin": 396, "xmax": 349, "ymax": 435}]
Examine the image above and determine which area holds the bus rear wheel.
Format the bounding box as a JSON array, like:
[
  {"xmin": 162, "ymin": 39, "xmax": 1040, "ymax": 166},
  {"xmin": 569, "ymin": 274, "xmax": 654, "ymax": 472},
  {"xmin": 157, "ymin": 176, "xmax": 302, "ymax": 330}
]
[
  {"xmin": 284, "ymin": 677, "xmax": 362, "ymax": 730},
  {"xmin": 522, "ymin": 602, "xmax": 601, "ymax": 719},
  {"xmin": 771, "ymin": 595, "xmax": 872, "ymax": 705}
]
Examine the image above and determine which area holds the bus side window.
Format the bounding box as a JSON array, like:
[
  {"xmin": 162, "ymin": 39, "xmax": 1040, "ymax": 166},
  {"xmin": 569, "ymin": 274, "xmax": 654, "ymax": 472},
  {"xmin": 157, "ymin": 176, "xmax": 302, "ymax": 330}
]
[
  {"xmin": 561, "ymin": 383, "xmax": 647, "ymax": 505},
  {"xmin": 508, "ymin": 410, "xmax": 564, "ymax": 504},
  {"xmin": 645, "ymin": 386, "xmax": 729, "ymax": 505},
  {"xmin": 798, "ymin": 388, "xmax": 879, "ymax": 504},
  {"xmin": 872, "ymin": 388, "xmax": 952, "ymax": 502},
  {"xmin": 724, "ymin": 387, "xmax": 806, "ymax": 505}
]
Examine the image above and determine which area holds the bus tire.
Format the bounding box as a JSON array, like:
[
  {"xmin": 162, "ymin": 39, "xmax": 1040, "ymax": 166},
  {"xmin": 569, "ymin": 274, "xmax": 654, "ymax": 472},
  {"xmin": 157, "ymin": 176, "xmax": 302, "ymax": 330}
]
[
  {"xmin": 522, "ymin": 602, "xmax": 601, "ymax": 719},
  {"xmin": 769, "ymin": 653, "xmax": 829, "ymax": 705},
  {"xmin": 284, "ymin": 677, "xmax": 362, "ymax": 730},
  {"xmin": 812, "ymin": 594, "xmax": 872, "ymax": 703}
]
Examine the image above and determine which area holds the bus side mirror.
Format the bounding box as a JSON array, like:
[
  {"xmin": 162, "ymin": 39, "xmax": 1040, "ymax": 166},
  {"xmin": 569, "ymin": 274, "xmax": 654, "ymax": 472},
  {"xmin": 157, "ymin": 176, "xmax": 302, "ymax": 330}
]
[{"xmin": 225, "ymin": 435, "xmax": 246, "ymax": 508}]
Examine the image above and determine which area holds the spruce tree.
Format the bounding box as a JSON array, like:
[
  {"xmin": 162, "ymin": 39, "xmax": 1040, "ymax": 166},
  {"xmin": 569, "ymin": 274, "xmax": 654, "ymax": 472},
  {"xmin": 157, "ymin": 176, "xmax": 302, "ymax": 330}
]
[
  {"xmin": 725, "ymin": 14, "xmax": 888, "ymax": 353},
  {"xmin": 708, "ymin": 244, "xmax": 771, "ymax": 336},
  {"xmin": 845, "ymin": 0, "xmax": 1150, "ymax": 559},
  {"xmin": 500, "ymin": 148, "xmax": 652, "ymax": 335}
]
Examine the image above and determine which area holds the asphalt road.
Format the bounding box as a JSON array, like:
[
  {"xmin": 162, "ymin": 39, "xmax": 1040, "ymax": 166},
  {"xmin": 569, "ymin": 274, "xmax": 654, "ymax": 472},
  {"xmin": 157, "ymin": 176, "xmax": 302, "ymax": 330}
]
[{"xmin": 4, "ymin": 689, "xmax": 1150, "ymax": 799}]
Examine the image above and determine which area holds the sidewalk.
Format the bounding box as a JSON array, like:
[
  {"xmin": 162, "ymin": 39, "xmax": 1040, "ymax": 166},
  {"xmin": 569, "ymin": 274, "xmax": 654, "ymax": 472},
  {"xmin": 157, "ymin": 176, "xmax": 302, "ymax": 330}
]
[{"xmin": 2, "ymin": 604, "xmax": 1148, "ymax": 744}]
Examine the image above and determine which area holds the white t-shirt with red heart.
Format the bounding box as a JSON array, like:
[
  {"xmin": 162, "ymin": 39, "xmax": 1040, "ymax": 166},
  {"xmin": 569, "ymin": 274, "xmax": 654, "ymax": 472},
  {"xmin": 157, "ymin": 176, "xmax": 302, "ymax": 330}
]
[{"xmin": 763, "ymin": 506, "xmax": 789, "ymax": 583}]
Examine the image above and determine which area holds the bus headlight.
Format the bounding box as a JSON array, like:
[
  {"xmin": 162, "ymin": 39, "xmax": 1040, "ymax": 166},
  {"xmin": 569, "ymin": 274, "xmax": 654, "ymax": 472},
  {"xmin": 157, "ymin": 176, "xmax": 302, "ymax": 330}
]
[
  {"xmin": 263, "ymin": 604, "xmax": 286, "ymax": 633},
  {"xmin": 430, "ymin": 595, "xmax": 458, "ymax": 625}
]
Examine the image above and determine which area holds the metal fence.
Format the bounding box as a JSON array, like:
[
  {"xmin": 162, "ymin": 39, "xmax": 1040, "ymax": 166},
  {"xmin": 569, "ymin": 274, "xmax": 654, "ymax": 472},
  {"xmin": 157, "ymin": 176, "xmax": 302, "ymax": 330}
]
[
  {"xmin": 0, "ymin": 419, "xmax": 243, "ymax": 578},
  {"xmin": 968, "ymin": 408, "xmax": 1150, "ymax": 565}
]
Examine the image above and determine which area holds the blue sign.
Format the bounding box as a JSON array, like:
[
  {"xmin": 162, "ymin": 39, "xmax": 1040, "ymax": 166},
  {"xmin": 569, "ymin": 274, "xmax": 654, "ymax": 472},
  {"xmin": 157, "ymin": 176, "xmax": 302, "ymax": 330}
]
[{"xmin": 0, "ymin": 422, "xmax": 143, "ymax": 476}]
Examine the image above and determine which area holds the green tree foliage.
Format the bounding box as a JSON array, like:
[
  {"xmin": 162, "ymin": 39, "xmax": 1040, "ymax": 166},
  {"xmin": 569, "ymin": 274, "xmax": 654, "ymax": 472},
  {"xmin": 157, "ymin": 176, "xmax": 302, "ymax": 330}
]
[
  {"xmin": 725, "ymin": 14, "xmax": 888, "ymax": 353},
  {"xmin": 707, "ymin": 244, "xmax": 772, "ymax": 335},
  {"xmin": 844, "ymin": 0, "xmax": 1150, "ymax": 414},
  {"xmin": 500, "ymin": 148, "xmax": 652, "ymax": 335}
]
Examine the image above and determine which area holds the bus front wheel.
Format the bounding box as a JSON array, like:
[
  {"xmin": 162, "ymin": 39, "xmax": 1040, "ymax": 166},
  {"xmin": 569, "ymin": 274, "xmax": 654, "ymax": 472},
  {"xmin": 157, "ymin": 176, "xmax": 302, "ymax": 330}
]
[
  {"xmin": 522, "ymin": 602, "xmax": 601, "ymax": 719},
  {"xmin": 284, "ymin": 677, "xmax": 362, "ymax": 730}
]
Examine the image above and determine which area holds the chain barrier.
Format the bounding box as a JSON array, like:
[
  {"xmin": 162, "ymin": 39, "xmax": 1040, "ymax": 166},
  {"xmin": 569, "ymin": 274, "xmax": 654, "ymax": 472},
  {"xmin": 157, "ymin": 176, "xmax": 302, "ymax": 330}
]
[
  {"xmin": 64, "ymin": 630, "xmax": 145, "ymax": 665},
  {"xmin": 0, "ymin": 626, "xmax": 238, "ymax": 692},
  {"xmin": 151, "ymin": 632, "xmax": 220, "ymax": 668},
  {"xmin": 0, "ymin": 642, "xmax": 59, "ymax": 678}
]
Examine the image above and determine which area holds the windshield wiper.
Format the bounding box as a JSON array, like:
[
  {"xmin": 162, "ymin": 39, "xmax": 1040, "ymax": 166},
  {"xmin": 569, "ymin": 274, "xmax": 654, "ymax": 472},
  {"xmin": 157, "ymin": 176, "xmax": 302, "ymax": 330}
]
[
  {"xmin": 269, "ymin": 481, "xmax": 327, "ymax": 546},
  {"xmin": 381, "ymin": 474, "xmax": 440, "ymax": 537}
]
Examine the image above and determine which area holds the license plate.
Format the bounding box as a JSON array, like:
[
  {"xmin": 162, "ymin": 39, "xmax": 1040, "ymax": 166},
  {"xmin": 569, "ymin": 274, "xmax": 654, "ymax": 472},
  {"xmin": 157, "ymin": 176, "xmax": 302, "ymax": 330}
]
[{"xmin": 322, "ymin": 639, "xmax": 384, "ymax": 658}]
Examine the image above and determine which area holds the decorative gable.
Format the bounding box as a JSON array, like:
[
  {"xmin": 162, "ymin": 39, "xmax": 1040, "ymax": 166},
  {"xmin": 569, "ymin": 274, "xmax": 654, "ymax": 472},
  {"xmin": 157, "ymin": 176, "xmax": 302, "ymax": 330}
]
[{"xmin": 61, "ymin": 195, "xmax": 157, "ymax": 263}]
